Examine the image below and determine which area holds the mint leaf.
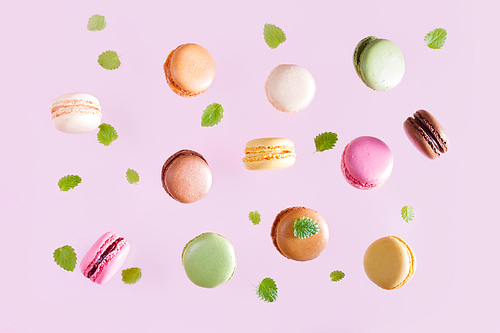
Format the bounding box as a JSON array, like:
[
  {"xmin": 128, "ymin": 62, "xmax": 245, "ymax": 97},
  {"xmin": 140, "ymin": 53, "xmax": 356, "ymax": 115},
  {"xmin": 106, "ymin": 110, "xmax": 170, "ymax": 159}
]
[
  {"xmin": 122, "ymin": 267, "xmax": 142, "ymax": 285},
  {"xmin": 401, "ymin": 205, "xmax": 415, "ymax": 223},
  {"xmin": 201, "ymin": 103, "xmax": 224, "ymax": 127},
  {"xmin": 263, "ymin": 24, "xmax": 286, "ymax": 49},
  {"xmin": 97, "ymin": 123, "xmax": 118, "ymax": 146},
  {"xmin": 53, "ymin": 245, "xmax": 77, "ymax": 272},
  {"xmin": 98, "ymin": 50, "xmax": 121, "ymax": 70},
  {"xmin": 248, "ymin": 211, "xmax": 261, "ymax": 225},
  {"xmin": 256, "ymin": 277, "xmax": 277, "ymax": 303},
  {"xmin": 425, "ymin": 28, "xmax": 447, "ymax": 49},
  {"xmin": 314, "ymin": 132, "xmax": 338, "ymax": 152},
  {"xmin": 58, "ymin": 175, "xmax": 82, "ymax": 191},
  {"xmin": 87, "ymin": 14, "xmax": 106, "ymax": 31},
  {"xmin": 126, "ymin": 168, "xmax": 140, "ymax": 184},
  {"xmin": 293, "ymin": 217, "xmax": 320, "ymax": 239},
  {"xmin": 330, "ymin": 270, "xmax": 345, "ymax": 282}
]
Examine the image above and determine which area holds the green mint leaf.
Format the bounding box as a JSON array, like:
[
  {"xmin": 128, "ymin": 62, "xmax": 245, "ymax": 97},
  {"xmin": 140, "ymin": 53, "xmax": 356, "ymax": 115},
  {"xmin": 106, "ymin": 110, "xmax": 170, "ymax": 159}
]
[
  {"xmin": 87, "ymin": 14, "xmax": 106, "ymax": 31},
  {"xmin": 53, "ymin": 245, "xmax": 77, "ymax": 272},
  {"xmin": 330, "ymin": 270, "xmax": 345, "ymax": 282},
  {"xmin": 98, "ymin": 50, "xmax": 121, "ymax": 70},
  {"xmin": 248, "ymin": 211, "xmax": 261, "ymax": 225},
  {"xmin": 263, "ymin": 24, "xmax": 286, "ymax": 49},
  {"xmin": 425, "ymin": 28, "xmax": 447, "ymax": 49},
  {"xmin": 201, "ymin": 103, "xmax": 224, "ymax": 127},
  {"xmin": 256, "ymin": 277, "xmax": 278, "ymax": 303},
  {"xmin": 401, "ymin": 205, "xmax": 415, "ymax": 223},
  {"xmin": 122, "ymin": 267, "xmax": 142, "ymax": 285},
  {"xmin": 58, "ymin": 175, "xmax": 82, "ymax": 191},
  {"xmin": 97, "ymin": 123, "xmax": 118, "ymax": 146},
  {"xmin": 314, "ymin": 132, "xmax": 338, "ymax": 152},
  {"xmin": 126, "ymin": 168, "xmax": 140, "ymax": 184},
  {"xmin": 293, "ymin": 217, "xmax": 320, "ymax": 239}
]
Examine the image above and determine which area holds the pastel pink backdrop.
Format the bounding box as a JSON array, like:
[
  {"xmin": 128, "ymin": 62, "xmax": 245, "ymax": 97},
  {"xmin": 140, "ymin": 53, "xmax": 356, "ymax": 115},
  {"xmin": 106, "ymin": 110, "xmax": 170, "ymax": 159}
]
[{"xmin": 1, "ymin": 0, "xmax": 497, "ymax": 332}]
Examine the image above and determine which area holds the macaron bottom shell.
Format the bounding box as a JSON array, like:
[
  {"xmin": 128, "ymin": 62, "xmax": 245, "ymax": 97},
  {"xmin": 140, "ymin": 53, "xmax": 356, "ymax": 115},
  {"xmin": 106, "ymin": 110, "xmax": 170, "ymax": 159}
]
[
  {"xmin": 52, "ymin": 113, "xmax": 102, "ymax": 134},
  {"xmin": 182, "ymin": 232, "xmax": 236, "ymax": 288}
]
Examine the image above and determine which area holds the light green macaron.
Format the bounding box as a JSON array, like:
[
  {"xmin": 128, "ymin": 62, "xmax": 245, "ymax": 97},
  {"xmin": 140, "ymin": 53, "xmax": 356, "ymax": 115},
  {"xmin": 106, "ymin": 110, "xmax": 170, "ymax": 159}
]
[
  {"xmin": 182, "ymin": 232, "xmax": 236, "ymax": 288},
  {"xmin": 353, "ymin": 36, "xmax": 405, "ymax": 91}
]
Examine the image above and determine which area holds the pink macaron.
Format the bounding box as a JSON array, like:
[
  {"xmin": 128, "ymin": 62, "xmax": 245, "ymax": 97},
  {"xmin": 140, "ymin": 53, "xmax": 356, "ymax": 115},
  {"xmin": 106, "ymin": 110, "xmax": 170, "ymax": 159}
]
[
  {"xmin": 341, "ymin": 136, "xmax": 393, "ymax": 190},
  {"xmin": 80, "ymin": 232, "xmax": 130, "ymax": 284}
]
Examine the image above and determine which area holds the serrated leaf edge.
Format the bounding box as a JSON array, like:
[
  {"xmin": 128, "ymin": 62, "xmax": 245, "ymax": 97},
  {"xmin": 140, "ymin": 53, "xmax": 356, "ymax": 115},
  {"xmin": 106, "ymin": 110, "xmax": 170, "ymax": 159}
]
[
  {"xmin": 53, "ymin": 245, "xmax": 77, "ymax": 272},
  {"xmin": 122, "ymin": 267, "xmax": 142, "ymax": 285},
  {"xmin": 264, "ymin": 24, "xmax": 286, "ymax": 49},
  {"xmin": 330, "ymin": 270, "xmax": 345, "ymax": 282}
]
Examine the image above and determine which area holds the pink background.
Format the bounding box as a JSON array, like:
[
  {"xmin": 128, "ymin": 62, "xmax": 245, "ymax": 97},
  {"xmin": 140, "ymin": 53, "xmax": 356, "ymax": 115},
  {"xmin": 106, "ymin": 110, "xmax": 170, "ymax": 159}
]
[{"xmin": 1, "ymin": 0, "xmax": 498, "ymax": 332}]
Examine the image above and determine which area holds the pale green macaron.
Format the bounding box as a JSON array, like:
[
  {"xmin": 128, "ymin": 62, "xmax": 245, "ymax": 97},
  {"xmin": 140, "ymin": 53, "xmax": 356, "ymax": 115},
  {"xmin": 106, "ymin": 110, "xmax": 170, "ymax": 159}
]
[
  {"xmin": 182, "ymin": 232, "xmax": 236, "ymax": 288},
  {"xmin": 353, "ymin": 36, "xmax": 405, "ymax": 91}
]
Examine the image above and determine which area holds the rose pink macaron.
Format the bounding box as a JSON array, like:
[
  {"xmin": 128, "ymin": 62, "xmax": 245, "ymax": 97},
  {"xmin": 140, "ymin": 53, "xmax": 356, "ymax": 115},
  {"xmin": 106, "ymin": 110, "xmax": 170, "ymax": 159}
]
[
  {"xmin": 341, "ymin": 136, "xmax": 394, "ymax": 190},
  {"xmin": 80, "ymin": 232, "xmax": 130, "ymax": 284}
]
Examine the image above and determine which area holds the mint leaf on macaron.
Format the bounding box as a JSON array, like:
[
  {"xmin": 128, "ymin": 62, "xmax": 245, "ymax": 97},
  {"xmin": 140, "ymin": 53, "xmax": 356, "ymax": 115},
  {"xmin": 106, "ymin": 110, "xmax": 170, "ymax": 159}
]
[
  {"xmin": 122, "ymin": 267, "xmax": 142, "ymax": 285},
  {"xmin": 256, "ymin": 277, "xmax": 278, "ymax": 303},
  {"xmin": 314, "ymin": 132, "xmax": 338, "ymax": 152},
  {"xmin": 53, "ymin": 245, "xmax": 77, "ymax": 272},
  {"xmin": 97, "ymin": 123, "xmax": 118, "ymax": 146},
  {"xmin": 263, "ymin": 24, "xmax": 286, "ymax": 49},
  {"xmin": 425, "ymin": 28, "xmax": 447, "ymax": 49},
  {"xmin": 87, "ymin": 14, "xmax": 106, "ymax": 31},
  {"xmin": 201, "ymin": 103, "xmax": 224, "ymax": 127},
  {"xmin": 293, "ymin": 217, "xmax": 320, "ymax": 239},
  {"xmin": 58, "ymin": 175, "xmax": 82, "ymax": 191},
  {"xmin": 98, "ymin": 50, "xmax": 121, "ymax": 70}
]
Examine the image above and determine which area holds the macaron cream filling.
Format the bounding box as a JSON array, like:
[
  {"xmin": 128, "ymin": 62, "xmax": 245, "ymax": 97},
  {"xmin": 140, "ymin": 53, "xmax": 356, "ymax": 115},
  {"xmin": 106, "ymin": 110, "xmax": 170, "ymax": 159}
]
[
  {"xmin": 243, "ymin": 145, "xmax": 296, "ymax": 163},
  {"xmin": 413, "ymin": 113, "xmax": 447, "ymax": 153}
]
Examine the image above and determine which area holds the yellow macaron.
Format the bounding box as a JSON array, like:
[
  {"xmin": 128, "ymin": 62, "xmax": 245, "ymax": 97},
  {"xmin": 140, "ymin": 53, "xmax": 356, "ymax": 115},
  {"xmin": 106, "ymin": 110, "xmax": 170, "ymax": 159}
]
[
  {"xmin": 242, "ymin": 138, "xmax": 296, "ymax": 170},
  {"xmin": 363, "ymin": 235, "xmax": 416, "ymax": 290}
]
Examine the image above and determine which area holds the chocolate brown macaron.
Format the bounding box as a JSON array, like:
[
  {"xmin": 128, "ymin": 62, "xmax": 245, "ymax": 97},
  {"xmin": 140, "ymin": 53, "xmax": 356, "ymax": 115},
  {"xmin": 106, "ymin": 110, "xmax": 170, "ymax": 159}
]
[
  {"xmin": 163, "ymin": 43, "xmax": 216, "ymax": 97},
  {"xmin": 404, "ymin": 110, "xmax": 449, "ymax": 159},
  {"xmin": 271, "ymin": 207, "xmax": 329, "ymax": 261},
  {"xmin": 161, "ymin": 150, "xmax": 212, "ymax": 203}
]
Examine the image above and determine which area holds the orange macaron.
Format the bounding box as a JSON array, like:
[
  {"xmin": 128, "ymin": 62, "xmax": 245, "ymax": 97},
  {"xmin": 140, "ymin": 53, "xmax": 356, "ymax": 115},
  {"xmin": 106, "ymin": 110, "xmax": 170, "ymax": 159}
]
[{"xmin": 163, "ymin": 43, "xmax": 216, "ymax": 97}]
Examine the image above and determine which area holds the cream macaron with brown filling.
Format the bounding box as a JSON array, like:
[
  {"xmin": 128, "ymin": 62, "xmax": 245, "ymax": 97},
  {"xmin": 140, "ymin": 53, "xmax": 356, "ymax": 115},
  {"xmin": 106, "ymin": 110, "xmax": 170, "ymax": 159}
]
[{"xmin": 163, "ymin": 43, "xmax": 216, "ymax": 97}]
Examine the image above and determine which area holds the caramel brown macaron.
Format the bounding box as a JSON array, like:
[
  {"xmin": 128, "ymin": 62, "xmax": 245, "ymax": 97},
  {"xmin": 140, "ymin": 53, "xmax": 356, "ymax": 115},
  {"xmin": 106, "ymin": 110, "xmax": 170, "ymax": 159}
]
[
  {"xmin": 404, "ymin": 110, "xmax": 449, "ymax": 159},
  {"xmin": 161, "ymin": 150, "xmax": 212, "ymax": 203},
  {"xmin": 163, "ymin": 43, "xmax": 216, "ymax": 97},
  {"xmin": 271, "ymin": 207, "xmax": 329, "ymax": 261}
]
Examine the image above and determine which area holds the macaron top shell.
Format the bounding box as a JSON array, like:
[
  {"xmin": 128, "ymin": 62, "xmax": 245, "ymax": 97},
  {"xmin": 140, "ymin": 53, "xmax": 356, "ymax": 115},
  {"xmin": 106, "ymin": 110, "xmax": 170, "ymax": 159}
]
[
  {"xmin": 161, "ymin": 150, "xmax": 212, "ymax": 204},
  {"xmin": 363, "ymin": 236, "xmax": 416, "ymax": 290},
  {"xmin": 271, "ymin": 207, "xmax": 329, "ymax": 261},
  {"xmin": 164, "ymin": 43, "xmax": 215, "ymax": 97},
  {"xmin": 265, "ymin": 64, "xmax": 316, "ymax": 113},
  {"xmin": 182, "ymin": 232, "xmax": 236, "ymax": 288},
  {"xmin": 354, "ymin": 37, "xmax": 405, "ymax": 91},
  {"xmin": 404, "ymin": 109, "xmax": 449, "ymax": 159},
  {"xmin": 341, "ymin": 136, "xmax": 393, "ymax": 190}
]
